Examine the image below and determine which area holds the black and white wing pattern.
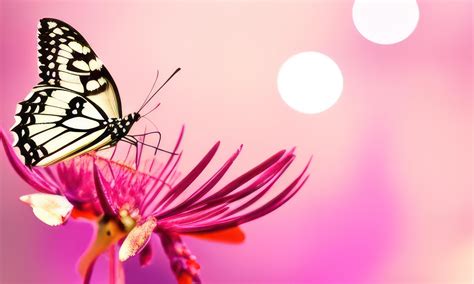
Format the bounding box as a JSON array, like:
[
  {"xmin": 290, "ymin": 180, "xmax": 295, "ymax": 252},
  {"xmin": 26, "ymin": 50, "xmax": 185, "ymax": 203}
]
[
  {"xmin": 11, "ymin": 86, "xmax": 114, "ymax": 166},
  {"xmin": 11, "ymin": 18, "xmax": 122, "ymax": 166},
  {"xmin": 36, "ymin": 18, "xmax": 122, "ymax": 118}
]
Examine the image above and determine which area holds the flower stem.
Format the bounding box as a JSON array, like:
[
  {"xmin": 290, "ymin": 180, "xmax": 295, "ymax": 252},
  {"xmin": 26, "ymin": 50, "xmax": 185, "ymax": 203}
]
[{"xmin": 109, "ymin": 246, "xmax": 116, "ymax": 284}]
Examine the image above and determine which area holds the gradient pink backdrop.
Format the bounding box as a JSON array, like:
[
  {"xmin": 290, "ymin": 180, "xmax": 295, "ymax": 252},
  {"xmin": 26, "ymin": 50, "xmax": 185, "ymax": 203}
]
[{"xmin": 0, "ymin": 0, "xmax": 472, "ymax": 283}]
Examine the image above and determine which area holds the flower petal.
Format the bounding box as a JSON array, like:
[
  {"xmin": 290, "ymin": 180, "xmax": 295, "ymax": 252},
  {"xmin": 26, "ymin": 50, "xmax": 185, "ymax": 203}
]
[
  {"xmin": 170, "ymin": 156, "xmax": 311, "ymax": 233},
  {"xmin": 158, "ymin": 141, "xmax": 220, "ymax": 210},
  {"xmin": 93, "ymin": 162, "xmax": 117, "ymax": 216},
  {"xmin": 119, "ymin": 217, "xmax": 157, "ymax": 262},
  {"xmin": 185, "ymin": 226, "xmax": 245, "ymax": 244},
  {"xmin": 139, "ymin": 241, "xmax": 153, "ymax": 267},
  {"xmin": 1, "ymin": 129, "xmax": 56, "ymax": 193},
  {"xmin": 70, "ymin": 207, "xmax": 100, "ymax": 221},
  {"xmin": 140, "ymin": 126, "xmax": 185, "ymax": 213},
  {"xmin": 157, "ymin": 145, "xmax": 242, "ymax": 219},
  {"xmin": 190, "ymin": 149, "xmax": 287, "ymax": 208},
  {"xmin": 20, "ymin": 193, "xmax": 73, "ymax": 226}
]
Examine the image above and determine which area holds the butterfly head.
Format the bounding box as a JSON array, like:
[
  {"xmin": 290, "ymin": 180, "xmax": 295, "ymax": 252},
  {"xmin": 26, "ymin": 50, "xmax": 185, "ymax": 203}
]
[
  {"xmin": 131, "ymin": 112, "xmax": 140, "ymax": 122},
  {"xmin": 121, "ymin": 112, "xmax": 140, "ymax": 129}
]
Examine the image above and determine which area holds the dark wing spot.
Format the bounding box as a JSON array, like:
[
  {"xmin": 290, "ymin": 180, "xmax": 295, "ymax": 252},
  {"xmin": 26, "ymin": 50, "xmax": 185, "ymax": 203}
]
[{"xmin": 66, "ymin": 97, "xmax": 86, "ymax": 117}]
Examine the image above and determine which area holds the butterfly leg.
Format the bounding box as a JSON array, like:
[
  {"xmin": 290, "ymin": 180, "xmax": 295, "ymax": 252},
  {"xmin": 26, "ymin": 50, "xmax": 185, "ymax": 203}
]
[
  {"xmin": 125, "ymin": 134, "xmax": 176, "ymax": 156},
  {"xmin": 120, "ymin": 136, "xmax": 143, "ymax": 168},
  {"xmin": 129, "ymin": 130, "xmax": 162, "ymax": 155},
  {"xmin": 121, "ymin": 136, "xmax": 138, "ymax": 146},
  {"xmin": 124, "ymin": 135, "xmax": 154, "ymax": 152}
]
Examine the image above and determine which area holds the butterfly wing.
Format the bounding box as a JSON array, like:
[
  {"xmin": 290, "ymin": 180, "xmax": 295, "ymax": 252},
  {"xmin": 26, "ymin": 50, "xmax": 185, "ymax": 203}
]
[
  {"xmin": 37, "ymin": 18, "xmax": 122, "ymax": 118},
  {"xmin": 9, "ymin": 18, "xmax": 127, "ymax": 166},
  {"xmin": 11, "ymin": 86, "xmax": 113, "ymax": 166}
]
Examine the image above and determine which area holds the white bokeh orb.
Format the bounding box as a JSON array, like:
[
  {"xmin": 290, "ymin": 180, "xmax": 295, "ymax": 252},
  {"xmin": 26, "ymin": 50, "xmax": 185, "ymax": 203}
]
[
  {"xmin": 277, "ymin": 52, "xmax": 343, "ymax": 114},
  {"xmin": 353, "ymin": 0, "xmax": 420, "ymax": 45}
]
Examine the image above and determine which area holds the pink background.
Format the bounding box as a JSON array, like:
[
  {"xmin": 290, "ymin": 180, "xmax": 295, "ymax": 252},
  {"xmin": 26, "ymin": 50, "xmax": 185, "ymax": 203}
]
[{"xmin": 0, "ymin": 0, "xmax": 472, "ymax": 283}]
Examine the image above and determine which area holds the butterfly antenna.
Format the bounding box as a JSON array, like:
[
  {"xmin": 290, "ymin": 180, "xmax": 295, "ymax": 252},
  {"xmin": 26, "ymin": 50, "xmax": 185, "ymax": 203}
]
[
  {"xmin": 141, "ymin": 103, "xmax": 161, "ymax": 118},
  {"xmin": 137, "ymin": 68, "xmax": 181, "ymax": 114},
  {"xmin": 138, "ymin": 70, "xmax": 160, "ymax": 112}
]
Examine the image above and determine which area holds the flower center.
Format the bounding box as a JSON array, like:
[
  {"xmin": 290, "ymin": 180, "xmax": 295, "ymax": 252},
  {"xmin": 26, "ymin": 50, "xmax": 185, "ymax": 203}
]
[
  {"xmin": 119, "ymin": 208, "xmax": 137, "ymax": 232},
  {"xmin": 99, "ymin": 215, "xmax": 128, "ymax": 240}
]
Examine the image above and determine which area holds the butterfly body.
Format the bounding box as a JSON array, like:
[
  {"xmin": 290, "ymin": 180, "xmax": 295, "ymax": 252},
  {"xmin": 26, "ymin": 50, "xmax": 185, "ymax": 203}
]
[{"xmin": 106, "ymin": 113, "xmax": 141, "ymax": 145}]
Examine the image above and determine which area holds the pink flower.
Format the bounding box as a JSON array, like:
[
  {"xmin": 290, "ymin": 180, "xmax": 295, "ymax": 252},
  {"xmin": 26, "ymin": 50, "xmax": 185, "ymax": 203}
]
[{"xmin": 1, "ymin": 127, "xmax": 310, "ymax": 283}]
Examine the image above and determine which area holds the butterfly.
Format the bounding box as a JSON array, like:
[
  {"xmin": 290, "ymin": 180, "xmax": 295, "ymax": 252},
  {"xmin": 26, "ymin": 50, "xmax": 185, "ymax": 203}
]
[{"xmin": 11, "ymin": 18, "xmax": 179, "ymax": 167}]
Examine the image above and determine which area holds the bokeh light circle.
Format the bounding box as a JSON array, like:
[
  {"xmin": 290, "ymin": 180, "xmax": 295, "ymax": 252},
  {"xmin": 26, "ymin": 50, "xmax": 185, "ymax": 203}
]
[
  {"xmin": 352, "ymin": 0, "xmax": 420, "ymax": 45},
  {"xmin": 277, "ymin": 51, "xmax": 343, "ymax": 114}
]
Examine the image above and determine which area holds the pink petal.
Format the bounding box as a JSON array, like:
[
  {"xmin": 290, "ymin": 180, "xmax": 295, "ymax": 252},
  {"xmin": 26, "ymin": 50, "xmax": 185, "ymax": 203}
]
[
  {"xmin": 140, "ymin": 126, "xmax": 184, "ymax": 212},
  {"xmin": 119, "ymin": 217, "xmax": 157, "ymax": 261},
  {"xmin": 167, "ymin": 149, "xmax": 292, "ymax": 221},
  {"xmin": 1, "ymin": 129, "xmax": 56, "ymax": 193},
  {"xmin": 172, "ymin": 157, "xmax": 311, "ymax": 233},
  {"xmin": 93, "ymin": 162, "xmax": 117, "ymax": 216},
  {"xmin": 20, "ymin": 193, "xmax": 73, "ymax": 226},
  {"xmin": 192, "ymin": 149, "xmax": 286, "ymax": 207},
  {"xmin": 157, "ymin": 145, "xmax": 242, "ymax": 219},
  {"xmin": 158, "ymin": 141, "xmax": 220, "ymax": 211},
  {"xmin": 139, "ymin": 241, "xmax": 153, "ymax": 267}
]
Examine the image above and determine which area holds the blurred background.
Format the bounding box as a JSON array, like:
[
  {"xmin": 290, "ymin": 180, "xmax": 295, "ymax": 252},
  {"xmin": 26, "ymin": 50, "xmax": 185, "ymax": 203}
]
[{"xmin": 0, "ymin": 0, "xmax": 472, "ymax": 283}]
